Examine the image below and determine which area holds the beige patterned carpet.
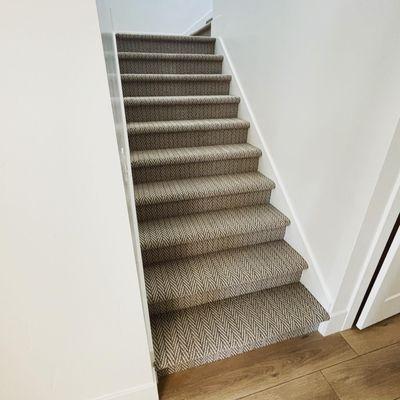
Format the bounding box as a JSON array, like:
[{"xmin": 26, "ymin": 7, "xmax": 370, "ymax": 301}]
[{"xmin": 116, "ymin": 31, "xmax": 329, "ymax": 376}]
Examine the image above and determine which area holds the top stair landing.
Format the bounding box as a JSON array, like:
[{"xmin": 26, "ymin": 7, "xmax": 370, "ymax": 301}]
[{"xmin": 116, "ymin": 33, "xmax": 216, "ymax": 54}]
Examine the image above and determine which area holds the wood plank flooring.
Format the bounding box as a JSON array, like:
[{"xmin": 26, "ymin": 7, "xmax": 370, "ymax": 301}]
[
  {"xmin": 341, "ymin": 314, "xmax": 400, "ymax": 355},
  {"xmin": 244, "ymin": 372, "xmax": 339, "ymax": 400},
  {"xmin": 158, "ymin": 313, "xmax": 400, "ymax": 400},
  {"xmin": 322, "ymin": 343, "xmax": 400, "ymax": 400}
]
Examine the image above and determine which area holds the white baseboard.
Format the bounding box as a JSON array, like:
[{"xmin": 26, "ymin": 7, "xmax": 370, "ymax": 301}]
[
  {"xmin": 318, "ymin": 309, "xmax": 348, "ymax": 336},
  {"xmin": 91, "ymin": 383, "xmax": 158, "ymax": 400},
  {"xmin": 215, "ymin": 37, "xmax": 332, "ymax": 314}
]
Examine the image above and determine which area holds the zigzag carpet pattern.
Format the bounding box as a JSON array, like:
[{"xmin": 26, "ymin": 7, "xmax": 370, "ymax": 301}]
[{"xmin": 116, "ymin": 31, "xmax": 329, "ymax": 376}]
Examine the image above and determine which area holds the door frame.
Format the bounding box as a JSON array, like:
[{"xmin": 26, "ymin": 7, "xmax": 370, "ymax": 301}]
[
  {"xmin": 319, "ymin": 121, "xmax": 400, "ymax": 336},
  {"xmin": 343, "ymin": 155, "xmax": 400, "ymax": 330},
  {"xmin": 356, "ymin": 213, "xmax": 400, "ymax": 328}
]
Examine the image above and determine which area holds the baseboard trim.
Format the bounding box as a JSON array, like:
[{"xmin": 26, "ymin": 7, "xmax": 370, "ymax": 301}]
[
  {"xmin": 91, "ymin": 382, "xmax": 158, "ymax": 400},
  {"xmin": 215, "ymin": 37, "xmax": 332, "ymax": 313},
  {"xmin": 318, "ymin": 309, "xmax": 348, "ymax": 336}
]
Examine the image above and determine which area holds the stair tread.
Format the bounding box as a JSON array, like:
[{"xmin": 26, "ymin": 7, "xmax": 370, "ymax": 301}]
[
  {"xmin": 116, "ymin": 32, "xmax": 216, "ymax": 43},
  {"xmin": 135, "ymin": 172, "xmax": 274, "ymax": 206},
  {"xmin": 151, "ymin": 282, "xmax": 329, "ymax": 375},
  {"xmin": 124, "ymin": 95, "xmax": 240, "ymax": 106},
  {"xmin": 138, "ymin": 204, "xmax": 290, "ymax": 250},
  {"xmin": 118, "ymin": 52, "xmax": 223, "ymax": 61},
  {"xmin": 127, "ymin": 118, "xmax": 250, "ymax": 135},
  {"xmin": 146, "ymin": 240, "xmax": 307, "ymax": 307},
  {"xmin": 121, "ymin": 73, "xmax": 231, "ymax": 82},
  {"xmin": 131, "ymin": 143, "xmax": 261, "ymax": 168}
]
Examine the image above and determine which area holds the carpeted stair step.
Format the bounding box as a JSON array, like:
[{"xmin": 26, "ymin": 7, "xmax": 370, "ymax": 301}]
[
  {"xmin": 145, "ymin": 240, "xmax": 307, "ymax": 314},
  {"xmin": 121, "ymin": 74, "xmax": 231, "ymax": 97},
  {"xmin": 131, "ymin": 143, "xmax": 261, "ymax": 183},
  {"xmin": 127, "ymin": 118, "xmax": 250, "ymax": 150},
  {"xmin": 135, "ymin": 172, "xmax": 275, "ymax": 221},
  {"xmin": 124, "ymin": 95, "xmax": 240, "ymax": 123},
  {"xmin": 138, "ymin": 204, "xmax": 290, "ymax": 264},
  {"xmin": 151, "ymin": 282, "xmax": 329, "ymax": 376},
  {"xmin": 191, "ymin": 21, "xmax": 212, "ymax": 37},
  {"xmin": 116, "ymin": 33, "xmax": 215, "ymax": 54},
  {"xmin": 118, "ymin": 52, "xmax": 223, "ymax": 75}
]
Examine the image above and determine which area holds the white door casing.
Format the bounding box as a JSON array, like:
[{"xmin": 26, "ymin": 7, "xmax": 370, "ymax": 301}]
[{"xmin": 357, "ymin": 221, "xmax": 400, "ymax": 329}]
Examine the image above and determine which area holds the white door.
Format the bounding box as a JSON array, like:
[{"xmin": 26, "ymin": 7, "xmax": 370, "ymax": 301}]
[{"xmin": 357, "ymin": 223, "xmax": 400, "ymax": 329}]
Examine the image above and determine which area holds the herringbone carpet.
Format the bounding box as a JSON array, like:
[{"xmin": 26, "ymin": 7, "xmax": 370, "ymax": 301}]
[{"xmin": 116, "ymin": 32, "xmax": 329, "ymax": 376}]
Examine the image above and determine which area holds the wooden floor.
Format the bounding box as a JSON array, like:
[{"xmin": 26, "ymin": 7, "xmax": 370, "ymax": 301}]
[{"xmin": 158, "ymin": 313, "xmax": 400, "ymax": 400}]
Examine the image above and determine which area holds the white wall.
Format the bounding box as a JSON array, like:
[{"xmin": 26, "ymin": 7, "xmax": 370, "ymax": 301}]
[
  {"xmin": 0, "ymin": 1, "xmax": 157, "ymax": 399},
  {"xmin": 98, "ymin": 0, "xmax": 212, "ymax": 34},
  {"xmin": 213, "ymin": 0, "xmax": 400, "ymax": 317}
]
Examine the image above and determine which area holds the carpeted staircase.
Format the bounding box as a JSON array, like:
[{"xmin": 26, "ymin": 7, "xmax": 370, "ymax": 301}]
[{"xmin": 116, "ymin": 33, "xmax": 329, "ymax": 376}]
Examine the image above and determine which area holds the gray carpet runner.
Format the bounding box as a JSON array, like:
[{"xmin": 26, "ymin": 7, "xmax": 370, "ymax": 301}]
[{"xmin": 116, "ymin": 32, "xmax": 329, "ymax": 376}]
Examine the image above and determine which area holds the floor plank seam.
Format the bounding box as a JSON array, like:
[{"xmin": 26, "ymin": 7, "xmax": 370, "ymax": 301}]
[
  {"xmin": 345, "ymin": 337, "xmax": 400, "ymax": 357},
  {"xmin": 339, "ymin": 332, "xmax": 361, "ymax": 355},
  {"xmin": 234, "ymin": 370, "xmax": 328, "ymax": 400},
  {"xmin": 319, "ymin": 370, "xmax": 342, "ymax": 400}
]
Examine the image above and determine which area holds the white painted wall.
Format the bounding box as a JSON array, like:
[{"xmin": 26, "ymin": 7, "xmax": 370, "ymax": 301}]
[
  {"xmin": 98, "ymin": 0, "xmax": 212, "ymax": 34},
  {"xmin": 0, "ymin": 1, "xmax": 157, "ymax": 399},
  {"xmin": 213, "ymin": 0, "xmax": 400, "ymax": 318}
]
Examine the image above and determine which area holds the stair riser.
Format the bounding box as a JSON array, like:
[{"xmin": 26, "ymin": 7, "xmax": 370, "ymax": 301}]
[
  {"xmin": 137, "ymin": 190, "xmax": 271, "ymax": 221},
  {"xmin": 132, "ymin": 157, "xmax": 259, "ymax": 183},
  {"xmin": 148, "ymin": 270, "xmax": 303, "ymax": 315},
  {"xmin": 155, "ymin": 323, "xmax": 319, "ymax": 376},
  {"xmin": 122, "ymin": 79, "xmax": 230, "ymax": 97},
  {"xmin": 129, "ymin": 127, "xmax": 248, "ymax": 150},
  {"xmin": 118, "ymin": 58, "xmax": 223, "ymax": 75},
  {"xmin": 117, "ymin": 38, "xmax": 215, "ymax": 54},
  {"xmin": 142, "ymin": 226, "xmax": 286, "ymax": 265},
  {"xmin": 125, "ymin": 102, "xmax": 239, "ymax": 123}
]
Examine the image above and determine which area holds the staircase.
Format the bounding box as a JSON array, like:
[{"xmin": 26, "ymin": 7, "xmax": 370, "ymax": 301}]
[{"xmin": 116, "ymin": 33, "xmax": 329, "ymax": 376}]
